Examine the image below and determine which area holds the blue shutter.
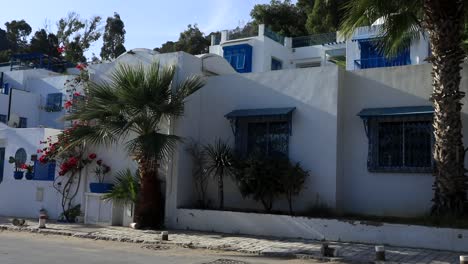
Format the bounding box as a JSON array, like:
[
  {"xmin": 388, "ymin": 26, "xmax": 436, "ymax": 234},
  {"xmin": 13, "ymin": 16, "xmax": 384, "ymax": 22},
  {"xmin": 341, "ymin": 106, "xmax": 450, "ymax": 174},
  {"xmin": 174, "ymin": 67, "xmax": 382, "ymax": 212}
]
[
  {"xmin": 0, "ymin": 114, "xmax": 6, "ymax": 124},
  {"xmin": 223, "ymin": 44, "xmax": 252, "ymax": 73},
  {"xmin": 33, "ymin": 161, "xmax": 56, "ymax": 181}
]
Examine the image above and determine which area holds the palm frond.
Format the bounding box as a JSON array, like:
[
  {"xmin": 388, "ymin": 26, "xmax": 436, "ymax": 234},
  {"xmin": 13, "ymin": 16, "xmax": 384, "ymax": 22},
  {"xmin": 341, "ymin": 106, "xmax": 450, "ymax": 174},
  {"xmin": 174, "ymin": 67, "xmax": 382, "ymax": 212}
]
[
  {"xmin": 125, "ymin": 132, "xmax": 180, "ymax": 160},
  {"xmin": 102, "ymin": 169, "xmax": 140, "ymax": 205},
  {"xmin": 340, "ymin": 0, "xmax": 423, "ymax": 57}
]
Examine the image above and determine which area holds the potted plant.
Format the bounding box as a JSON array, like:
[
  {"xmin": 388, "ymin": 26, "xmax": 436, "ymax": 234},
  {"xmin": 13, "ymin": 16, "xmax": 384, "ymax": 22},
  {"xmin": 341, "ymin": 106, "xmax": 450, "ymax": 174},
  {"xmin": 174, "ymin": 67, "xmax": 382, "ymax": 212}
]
[
  {"xmin": 89, "ymin": 158, "xmax": 112, "ymax": 193},
  {"xmin": 23, "ymin": 163, "xmax": 35, "ymax": 180},
  {"xmin": 9, "ymin": 156, "xmax": 24, "ymax": 180}
]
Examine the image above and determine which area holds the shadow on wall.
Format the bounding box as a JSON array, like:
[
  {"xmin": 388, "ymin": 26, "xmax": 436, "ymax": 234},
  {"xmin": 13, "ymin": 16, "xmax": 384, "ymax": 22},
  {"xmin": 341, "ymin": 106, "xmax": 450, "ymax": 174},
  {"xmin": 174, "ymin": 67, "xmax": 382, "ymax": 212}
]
[
  {"xmin": 340, "ymin": 63, "xmax": 468, "ymax": 217},
  {"xmin": 173, "ymin": 67, "xmax": 341, "ymax": 215}
]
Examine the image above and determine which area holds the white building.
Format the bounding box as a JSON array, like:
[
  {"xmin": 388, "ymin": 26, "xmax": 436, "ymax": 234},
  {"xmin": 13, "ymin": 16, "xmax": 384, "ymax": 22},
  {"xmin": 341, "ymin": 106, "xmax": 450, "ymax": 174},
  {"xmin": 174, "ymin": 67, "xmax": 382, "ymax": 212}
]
[
  {"xmin": 0, "ymin": 32, "xmax": 465, "ymax": 251},
  {"xmin": 0, "ymin": 66, "xmax": 81, "ymax": 130},
  {"xmin": 209, "ymin": 23, "xmax": 430, "ymax": 73}
]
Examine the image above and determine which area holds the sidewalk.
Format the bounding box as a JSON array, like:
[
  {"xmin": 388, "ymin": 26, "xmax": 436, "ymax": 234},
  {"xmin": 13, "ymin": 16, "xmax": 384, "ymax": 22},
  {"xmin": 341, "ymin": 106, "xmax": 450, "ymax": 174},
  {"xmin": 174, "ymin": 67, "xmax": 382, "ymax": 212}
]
[{"xmin": 0, "ymin": 216, "xmax": 463, "ymax": 264}]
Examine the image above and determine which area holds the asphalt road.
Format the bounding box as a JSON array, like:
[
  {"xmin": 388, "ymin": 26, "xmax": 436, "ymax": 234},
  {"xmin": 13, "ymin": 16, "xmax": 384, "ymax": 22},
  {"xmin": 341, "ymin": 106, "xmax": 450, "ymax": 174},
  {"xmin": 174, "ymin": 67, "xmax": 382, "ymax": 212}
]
[{"xmin": 0, "ymin": 231, "xmax": 331, "ymax": 264}]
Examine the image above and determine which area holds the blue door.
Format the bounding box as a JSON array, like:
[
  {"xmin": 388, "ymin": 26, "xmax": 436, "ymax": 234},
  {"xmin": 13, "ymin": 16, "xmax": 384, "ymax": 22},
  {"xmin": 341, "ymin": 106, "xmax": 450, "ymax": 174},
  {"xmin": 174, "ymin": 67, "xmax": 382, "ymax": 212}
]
[{"xmin": 0, "ymin": 148, "xmax": 5, "ymax": 184}]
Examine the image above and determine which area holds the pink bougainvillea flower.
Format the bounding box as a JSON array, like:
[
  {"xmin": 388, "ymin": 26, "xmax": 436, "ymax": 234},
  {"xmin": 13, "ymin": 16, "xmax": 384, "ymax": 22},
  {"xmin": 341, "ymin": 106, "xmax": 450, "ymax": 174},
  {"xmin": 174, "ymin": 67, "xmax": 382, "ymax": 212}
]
[
  {"xmin": 57, "ymin": 46, "xmax": 65, "ymax": 54},
  {"xmin": 73, "ymin": 92, "xmax": 81, "ymax": 97},
  {"xmin": 88, "ymin": 153, "xmax": 97, "ymax": 160},
  {"xmin": 75, "ymin": 63, "xmax": 87, "ymax": 70},
  {"xmin": 64, "ymin": 100, "xmax": 73, "ymax": 109},
  {"xmin": 20, "ymin": 164, "xmax": 28, "ymax": 170},
  {"xmin": 37, "ymin": 149, "xmax": 43, "ymax": 153}
]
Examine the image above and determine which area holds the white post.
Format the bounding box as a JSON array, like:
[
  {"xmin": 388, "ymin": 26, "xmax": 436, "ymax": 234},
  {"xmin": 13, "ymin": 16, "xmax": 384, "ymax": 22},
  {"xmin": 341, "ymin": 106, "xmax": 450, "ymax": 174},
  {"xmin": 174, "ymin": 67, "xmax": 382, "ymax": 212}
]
[
  {"xmin": 284, "ymin": 37, "xmax": 293, "ymax": 48},
  {"xmin": 375, "ymin": 246, "xmax": 385, "ymax": 261},
  {"xmin": 221, "ymin": 30, "xmax": 229, "ymax": 43},
  {"xmin": 461, "ymin": 256, "xmax": 468, "ymax": 264},
  {"xmin": 258, "ymin": 24, "xmax": 265, "ymax": 37},
  {"xmin": 210, "ymin": 34, "xmax": 216, "ymax": 46},
  {"xmin": 161, "ymin": 231, "xmax": 169, "ymax": 241}
]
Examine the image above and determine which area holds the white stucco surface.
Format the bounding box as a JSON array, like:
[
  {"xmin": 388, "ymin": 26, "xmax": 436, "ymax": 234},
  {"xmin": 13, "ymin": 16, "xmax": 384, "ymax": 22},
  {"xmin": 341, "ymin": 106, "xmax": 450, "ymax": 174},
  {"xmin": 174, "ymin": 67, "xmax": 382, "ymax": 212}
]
[
  {"xmin": 175, "ymin": 209, "xmax": 468, "ymax": 252},
  {"xmin": 167, "ymin": 66, "xmax": 341, "ymax": 221}
]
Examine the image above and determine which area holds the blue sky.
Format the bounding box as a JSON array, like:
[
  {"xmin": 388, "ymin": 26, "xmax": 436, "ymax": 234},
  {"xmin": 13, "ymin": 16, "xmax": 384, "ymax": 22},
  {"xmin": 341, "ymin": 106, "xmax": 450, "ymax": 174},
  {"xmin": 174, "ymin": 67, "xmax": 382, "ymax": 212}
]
[{"xmin": 0, "ymin": 0, "xmax": 280, "ymax": 58}]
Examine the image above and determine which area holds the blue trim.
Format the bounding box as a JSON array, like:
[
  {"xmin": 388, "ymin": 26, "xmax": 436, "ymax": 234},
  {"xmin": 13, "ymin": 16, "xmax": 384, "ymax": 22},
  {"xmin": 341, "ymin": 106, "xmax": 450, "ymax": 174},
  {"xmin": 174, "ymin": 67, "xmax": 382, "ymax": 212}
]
[
  {"xmin": 33, "ymin": 161, "xmax": 56, "ymax": 181},
  {"xmin": 358, "ymin": 106, "xmax": 434, "ymax": 119},
  {"xmin": 225, "ymin": 107, "xmax": 296, "ymax": 119},
  {"xmin": 357, "ymin": 39, "xmax": 411, "ymax": 69},
  {"xmin": 223, "ymin": 44, "xmax": 253, "ymax": 73}
]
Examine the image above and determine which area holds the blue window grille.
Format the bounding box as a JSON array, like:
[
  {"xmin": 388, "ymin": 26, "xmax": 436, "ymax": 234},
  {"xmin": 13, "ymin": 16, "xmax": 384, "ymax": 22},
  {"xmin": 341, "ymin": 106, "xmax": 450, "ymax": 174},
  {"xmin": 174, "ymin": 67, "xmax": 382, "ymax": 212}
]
[
  {"xmin": 0, "ymin": 114, "xmax": 6, "ymax": 124},
  {"xmin": 358, "ymin": 106, "xmax": 434, "ymax": 173},
  {"xmin": 355, "ymin": 39, "xmax": 411, "ymax": 69},
  {"xmin": 223, "ymin": 44, "xmax": 253, "ymax": 73},
  {"xmin": 45, "ymin": 93, "xmax": 63, "ymax": 112},
  {"xmin": 225, "ymin": 107, "xmax": 295, "ymax": 158},
  {"xmin": 0, "ymin": 148, "xmax": 5, "ymax": 184},
  {"xmin": 18, "ymin": 117, "xmax": 27, "ymax": 128},
  {"xmin": 271, "ymin": 58, "xmax": 282, "ymax": 71},
  {"xmin": 33, "ymin": 161, "xmax": 56, "ymax": 181}
]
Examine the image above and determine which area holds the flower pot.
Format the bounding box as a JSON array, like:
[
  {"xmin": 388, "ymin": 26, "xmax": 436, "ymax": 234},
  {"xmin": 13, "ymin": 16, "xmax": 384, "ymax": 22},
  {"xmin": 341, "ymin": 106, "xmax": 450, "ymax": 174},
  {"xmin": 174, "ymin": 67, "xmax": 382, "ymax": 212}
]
[
  {"xmin": 13, "ymin": 171, "xmax": 24, "ymax": 180},
  {"xmin": 89, "ymin": 183, "xmax": 114, "ymax": 193},
  {"xmin": 25, "ymin": 172, "xmax": 34, "ymax": 180}
]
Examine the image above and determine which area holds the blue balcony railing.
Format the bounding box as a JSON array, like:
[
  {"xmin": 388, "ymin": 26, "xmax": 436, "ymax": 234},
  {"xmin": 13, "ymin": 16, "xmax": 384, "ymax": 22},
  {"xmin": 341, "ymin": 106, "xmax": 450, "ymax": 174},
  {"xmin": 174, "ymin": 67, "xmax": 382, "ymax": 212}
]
[{"xmin": 354, "ymin": 57, "xmax": 411, "ymax": 70}]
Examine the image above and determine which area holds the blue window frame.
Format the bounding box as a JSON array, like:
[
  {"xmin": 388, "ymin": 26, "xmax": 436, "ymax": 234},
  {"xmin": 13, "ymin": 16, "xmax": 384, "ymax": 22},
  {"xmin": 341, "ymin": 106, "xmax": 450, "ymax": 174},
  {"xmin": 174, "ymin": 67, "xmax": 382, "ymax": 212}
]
[
  {"xmin": 358, "ymin": 106, "xmax": 434, "ymax": 173},
  {"xmin": 356, "ymin": 39, "xmax": 411, "ymax": 69},
  {"xmin": 33, "ymin": 161, "xmax": 56, "ymax": 181},
  {"xmin": 271, "ymin": 57, "xmax": 282, "ymax": 71},
  {"xmin": 46, "ymin": 93, "xmax": 63, "ymax": 112},
  {"xmin": 0, "ymin": 114, "xmax": 6, "ymax": 124},
  {"xmin": 0, "ymin": 148, "xmax": 5, "ymax": 184},
  {"xmin": 18, "ymin": 117, "xmax": 27, "ymax": 128},
  {"xmin": 223, "ymin": 44, "xmax": 253, "ymax": 73}
]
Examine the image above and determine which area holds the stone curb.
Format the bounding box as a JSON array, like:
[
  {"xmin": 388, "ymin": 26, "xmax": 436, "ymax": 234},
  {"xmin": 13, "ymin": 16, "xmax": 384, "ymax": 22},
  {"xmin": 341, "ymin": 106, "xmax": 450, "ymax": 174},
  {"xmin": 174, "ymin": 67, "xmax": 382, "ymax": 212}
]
[{"xmin": 0, "ymin": 224, "xmax": 364, "ymax": 263}]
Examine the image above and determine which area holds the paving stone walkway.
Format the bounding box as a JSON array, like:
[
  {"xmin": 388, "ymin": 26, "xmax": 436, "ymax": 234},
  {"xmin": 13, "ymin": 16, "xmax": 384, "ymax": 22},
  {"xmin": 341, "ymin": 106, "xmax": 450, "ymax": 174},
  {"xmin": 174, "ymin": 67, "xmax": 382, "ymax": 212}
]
[{"xmin": 0, "ymin": 216, "xmax": 463, "ymax": 263}]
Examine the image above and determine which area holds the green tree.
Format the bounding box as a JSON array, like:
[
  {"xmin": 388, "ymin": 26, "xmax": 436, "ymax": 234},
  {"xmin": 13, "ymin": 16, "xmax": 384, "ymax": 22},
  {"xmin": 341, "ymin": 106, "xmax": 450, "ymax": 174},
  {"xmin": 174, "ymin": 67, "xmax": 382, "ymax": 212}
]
[
  {"xmin": 100, "ymin": 12, "xmax": 126, "ymax": 60},
  {"xmin": 341, "ymin": 0, "xmax": 467, "ymax": 216},
  {"xmin": 29, "ymin": 29, "xmax": 60, "ymax": 57},
  {"xmin": 155, "ymin": 24, "xmax": 209, "ymax": 55},
  {"xmin": 305, "ymin": 0, "xmax": 349, "ymax": 34},
  {"xmin": 5, "ymin": 20, "xmax": 32, "ymax": 52},
  {"xmin": 250, "ymin": 0, "xmax": 308, "ymax": 37},
  {"xmin": 57, "ymin": 12, "xmax": 102, "ymax": 63},
  {"xmin": 154, "ymin": 41, "xmax": 177, "ymax": 53},
  {"xmin": 66, "ymin": 62, "xmax": 204, "ymax": 228}
]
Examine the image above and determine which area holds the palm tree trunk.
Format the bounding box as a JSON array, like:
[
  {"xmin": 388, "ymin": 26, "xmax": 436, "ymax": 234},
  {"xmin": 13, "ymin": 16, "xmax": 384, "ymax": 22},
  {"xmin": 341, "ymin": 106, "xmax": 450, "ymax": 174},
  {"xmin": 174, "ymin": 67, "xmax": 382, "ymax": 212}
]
[
  {"xmin": 218, "ymin": 174, "xmax": 224, "ymax": 209},
  {"xmin": 134, "ymin": 157, "xmax": 164, "ymax": 228},
  {"xmin": 424, "ymin": 0, "xmax": 468, "ymax": 215}
]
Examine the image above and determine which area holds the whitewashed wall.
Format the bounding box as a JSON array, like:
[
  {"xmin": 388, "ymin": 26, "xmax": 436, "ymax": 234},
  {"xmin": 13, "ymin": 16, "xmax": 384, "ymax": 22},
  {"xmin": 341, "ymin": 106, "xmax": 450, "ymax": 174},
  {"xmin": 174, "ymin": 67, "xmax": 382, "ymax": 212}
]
[
  {"xmin": 167, "ymin": 66, "xmax": 341, "ymax": 227},
  {"xmin": 340, "ymin": 63, "xmax": 468, "ymax": 217},
  {"xmin": 0, "ymin": 128, "xmax": 63, "ymax": 219}
]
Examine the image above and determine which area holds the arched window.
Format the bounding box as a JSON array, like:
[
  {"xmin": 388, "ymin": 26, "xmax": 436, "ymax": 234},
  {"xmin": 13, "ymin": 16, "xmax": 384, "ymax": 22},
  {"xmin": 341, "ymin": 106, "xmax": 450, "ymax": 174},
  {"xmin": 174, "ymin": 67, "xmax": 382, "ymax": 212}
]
[{"xmin": 14, "ymin": 148, "xmax": 27, "ymax": 167}]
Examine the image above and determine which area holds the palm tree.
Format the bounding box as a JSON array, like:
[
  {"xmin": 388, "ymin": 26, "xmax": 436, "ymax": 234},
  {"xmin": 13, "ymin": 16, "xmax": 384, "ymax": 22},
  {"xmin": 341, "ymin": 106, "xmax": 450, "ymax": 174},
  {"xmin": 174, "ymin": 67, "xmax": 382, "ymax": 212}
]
[
  {"xmin": 204, "ymin": 139, "xmax": 236, "ymax": 209},
  {"xmin": 341, "ymin": 0, "xmax": 467, "ymax": 215},
  {"xmin": 66, "ymin": 62, "xmax": 204, "ymax": 228}
]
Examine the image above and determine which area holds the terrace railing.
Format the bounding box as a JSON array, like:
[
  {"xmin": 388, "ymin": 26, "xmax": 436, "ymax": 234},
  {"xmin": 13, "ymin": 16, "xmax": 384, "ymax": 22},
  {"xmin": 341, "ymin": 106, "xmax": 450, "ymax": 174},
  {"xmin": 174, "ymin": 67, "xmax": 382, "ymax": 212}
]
[
  {"xmin": 292, "ymin": 32, "xmax": 337, "ymax": 48},
  {"xmin": 354, "ymin": 57, "xmax": 411, "ymax": 70},
  {"xmin": 264, "ymin": 27, "xmax": 285, "ymax": 45}
]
